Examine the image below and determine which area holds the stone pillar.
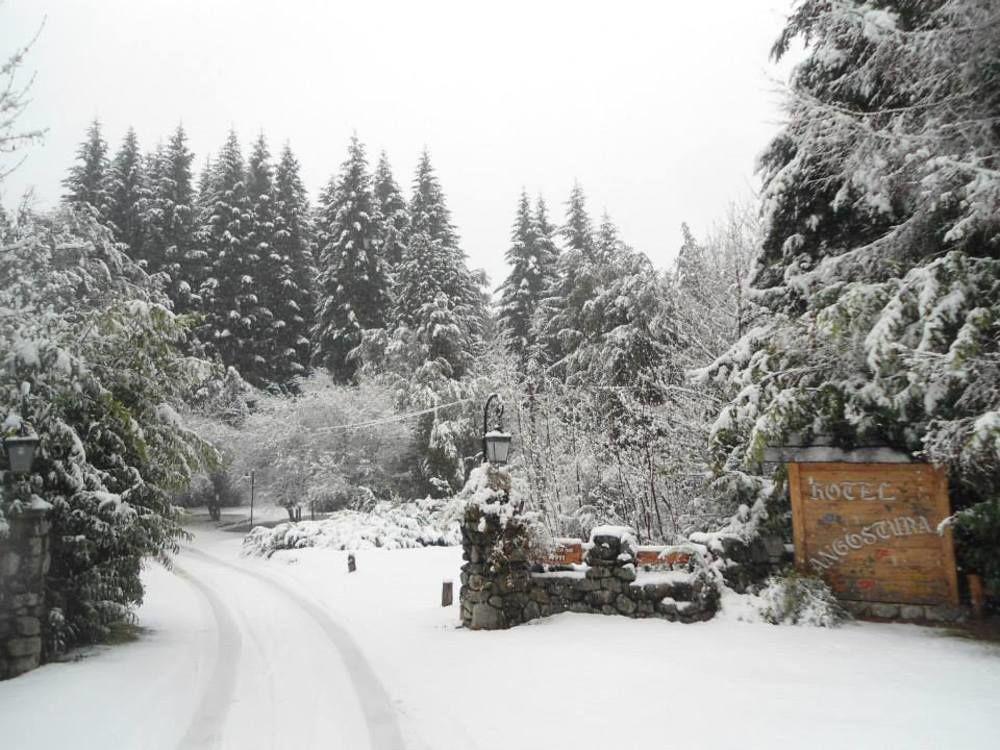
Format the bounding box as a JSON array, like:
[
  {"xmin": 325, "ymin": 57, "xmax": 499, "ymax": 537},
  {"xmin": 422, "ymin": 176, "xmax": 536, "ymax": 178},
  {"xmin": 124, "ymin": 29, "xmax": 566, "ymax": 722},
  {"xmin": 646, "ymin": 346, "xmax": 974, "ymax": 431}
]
[
  {"xmin": 0, "ymin": 506, "xmax": 51, "ymax": 680},
  {"xmin": 459, "ymin": 468, "xmax": 534, "ymax": 630},
  {"xmin": 583, "ymin": 530, "xmax": 638, "ymax": 616}
]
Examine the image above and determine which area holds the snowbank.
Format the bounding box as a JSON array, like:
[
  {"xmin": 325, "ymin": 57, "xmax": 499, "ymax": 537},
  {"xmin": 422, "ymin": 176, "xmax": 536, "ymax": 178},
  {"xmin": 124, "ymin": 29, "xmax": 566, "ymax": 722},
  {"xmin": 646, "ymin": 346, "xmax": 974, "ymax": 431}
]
[{"xmin": 241, "ymin": 497, "xmax": 463, "ymax": 556}]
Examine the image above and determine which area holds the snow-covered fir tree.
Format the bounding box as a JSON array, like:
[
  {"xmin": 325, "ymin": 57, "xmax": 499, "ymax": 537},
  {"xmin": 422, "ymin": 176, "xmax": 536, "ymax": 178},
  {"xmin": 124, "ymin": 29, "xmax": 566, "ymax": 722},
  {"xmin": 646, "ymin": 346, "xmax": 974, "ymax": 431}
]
[
  {"xmin": 106, "ymin": 126, "xmax": 146, "ymax": 256},
  {"xmin": 313, "ymin": 136, "xmax": 392, "ymax": 383},
  {"xmin": 702, "ymin": 0, "xmax": 1000, "ymax": 584},
  {"xmin": 391, "ymin": 225, "xmax": 484, "ymax": 381},
  {"xmin": 497, "ymin": 191, "xmax": 558, "ymax": 360},
  {"xmin": 400, "ymin": 150, "xmax": 485, "ymax": 338},
  {"xmin": 195, "ymin": 153, "xmax": 215, "ymax": 217},
  {"xmin": 62, "ymin": 119, "xmax": 110, "ymax": 216},
  {"xmin": 536, "ymin": 183, "xmax": 603, "ymax": 374},
  {"xmin": 198, "ymin": 131, "xmax": 268, "ymax": 386},
  {"xmin": 562, "ymin": 180, "xmax": 595, "ymax": 256},
  {"xmin": 373, "ymin": 150, "xmax": 409, "ymax": 269},
  {"xmin": 245, "ymin": 134, "xmax": 283, "ymax": 387},
  {"xmin": 533, "ymin": 196, "xmax": 560, "ymax": 277},
  {"xmin": 143, "ymin": 125, "xmax": 202, "ymax": 313},
  {"xmin": 271, "ymin": 143, "xmax": 316, "ymax": 390},
  {"xmin": 409, "ymin": 149, "xmax": 460, "ymax": 248},
  {"xmin": 675, "ymin": 223, "xmax": 706, "ymax": 296}
]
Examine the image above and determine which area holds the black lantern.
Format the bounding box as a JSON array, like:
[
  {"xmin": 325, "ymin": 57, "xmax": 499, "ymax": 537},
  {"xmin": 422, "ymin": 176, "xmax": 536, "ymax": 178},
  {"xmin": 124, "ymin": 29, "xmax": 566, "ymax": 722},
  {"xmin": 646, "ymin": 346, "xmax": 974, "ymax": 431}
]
[
  {"xmin": 4, "ymin": 431, "xmax": 39, "ymax": 475},
  {"xmin": 484, "ymin": 430, "xmax": 512, "ymax": 466},
  {"xmin": 482, "ymin": 393, "xmax": 513, "ymax": 466}
]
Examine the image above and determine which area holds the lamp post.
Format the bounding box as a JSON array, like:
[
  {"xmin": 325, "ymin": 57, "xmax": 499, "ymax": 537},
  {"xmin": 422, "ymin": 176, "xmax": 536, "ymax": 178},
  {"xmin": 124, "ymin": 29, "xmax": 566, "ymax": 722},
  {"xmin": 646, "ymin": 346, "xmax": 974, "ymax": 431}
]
[
  {"xmin": 482, "ymin": 393, "xmax": 512, "ymax": 466},
  {"xmin": 243, "ymin": 470, "xmax": 255, "ymax": 530}
]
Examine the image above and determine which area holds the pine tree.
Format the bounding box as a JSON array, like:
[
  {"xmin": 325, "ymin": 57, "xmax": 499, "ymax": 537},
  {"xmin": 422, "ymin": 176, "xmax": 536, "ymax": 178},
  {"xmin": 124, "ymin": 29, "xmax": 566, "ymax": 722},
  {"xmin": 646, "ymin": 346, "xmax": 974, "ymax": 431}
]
[
  {"xmin": 674, "ymin": 223, "xmax": 707, "ymax": 298},
  {"xmin": 195, "ymin": 153, "xmax": 216, "ymax": 219},
  {"xmin": 703, "ymin": 1, "xmax": 1000, "ymax": 576},
  {"xmin": 373, "ymin": 150, "xmax": 409, "ymax": 269},
  {"xmin": 525, "ymin": 196, "xmax": 561, "ymax": 361},
  {"xmin": 106, "ymin": 127, "xmax": 146, "ymax": 258},
  {"xmin": 534, "ymin": 195, "xmax": 560, "ymax": 274},
  {"xmin": 392, "ymin": 232, "xmax": 473, "ymax": 378},
  {"xmin": 271, "ymin": 143, "xmax": 316, "ymax": 390},
  {"xmin": 594, "ymin": 211, "xmax": 623, "ymax": 262},
  {"xmin": 245, "ymin": 134, "xmax": 282, "ymax": 387},
  {"xmin": 313, "ymin": 136, "xmax": 392, "ymax": 383},
  {"xmin": 561, "ymin": 180, "xmax": 595, "ymax": 257},
  {"xmin": 537, "ymin": 183, "xmax": 601, "ymax": 372},
  {"xmin": 144, "ymin": 125, "xmax": 201, "ymax": 313},
  {"xmin": 198, "ymin": 131, "xmax": 266, "ymax": 385},
  {"xmin": 400, "ymin": 150, "xmax": 485, "ymax": 338},
  {"xmin": 409, "ymin": 149, "xmax": 460, "ymax": 249},
  {"xmin": 498, "ymin": 191, "xmax": 558, "ymax": 360},
  {"xmin": 62, "ymin": 119, "xmax": 110, "ymax": 215}
]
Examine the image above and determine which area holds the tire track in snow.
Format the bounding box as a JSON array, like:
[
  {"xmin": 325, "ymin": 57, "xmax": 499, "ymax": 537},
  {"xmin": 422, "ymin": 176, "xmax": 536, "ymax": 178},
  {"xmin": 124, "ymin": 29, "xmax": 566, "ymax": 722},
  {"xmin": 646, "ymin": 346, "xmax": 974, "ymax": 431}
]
[
  {"xmin": 174, "ymin": 564, "xmax": 243, "ymax": 750},
  {"xmin": 183, "ymin": 546, "xmax": 406, "ymax": 750}
]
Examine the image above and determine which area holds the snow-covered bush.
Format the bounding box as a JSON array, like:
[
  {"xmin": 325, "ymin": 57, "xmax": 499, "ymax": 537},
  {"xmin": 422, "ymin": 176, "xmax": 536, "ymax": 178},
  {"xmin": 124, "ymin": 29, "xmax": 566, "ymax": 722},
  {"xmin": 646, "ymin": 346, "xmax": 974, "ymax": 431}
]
[
  {"xmin": 241, "ymin": 496, "xmax": 462, "ymax": 556},
  {"xmin": 458, "ymin": 464, "xmax": 554, "ymax": 566},
  {"xmin": 951, "ymin": 500, "xmax": 1000, "ymax": 596},
  {"xmin": 0, "ymin": 207, "xmax": 216, "ymax": 656},
  {"xmin": 757, "ymin": 571, "xmax": 847, "ymax": 628}
]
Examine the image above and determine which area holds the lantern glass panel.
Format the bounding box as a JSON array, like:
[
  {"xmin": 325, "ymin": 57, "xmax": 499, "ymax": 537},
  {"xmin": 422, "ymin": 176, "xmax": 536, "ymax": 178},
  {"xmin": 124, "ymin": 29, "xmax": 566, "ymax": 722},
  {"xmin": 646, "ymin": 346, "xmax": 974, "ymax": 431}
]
[{"xmin": 5, "ymin": 437, "xmax": 39, "ymax": 474}]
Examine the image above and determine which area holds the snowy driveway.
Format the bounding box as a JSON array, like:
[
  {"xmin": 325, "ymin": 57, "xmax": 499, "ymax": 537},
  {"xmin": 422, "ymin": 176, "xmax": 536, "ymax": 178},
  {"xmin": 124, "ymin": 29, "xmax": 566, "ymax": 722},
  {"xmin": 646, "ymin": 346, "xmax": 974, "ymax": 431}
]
[
  {"xmin": 173, "ymin": 545, "xmax": 404, "ymax": 750},
  {"xmin": 0, "ymin": 530, "xmax": 403, "ymax": 750}
]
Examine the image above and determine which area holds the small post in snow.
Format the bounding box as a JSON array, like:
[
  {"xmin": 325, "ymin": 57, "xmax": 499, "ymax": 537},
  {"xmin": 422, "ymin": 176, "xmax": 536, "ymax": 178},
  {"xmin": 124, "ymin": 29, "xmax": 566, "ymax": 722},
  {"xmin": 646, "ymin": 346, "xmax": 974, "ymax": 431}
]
[
  {"xmin": 441, "ymin": 580, "xmax": 453, "ymax": 607},
  {"xmin": 347, "ymin": 553, "xmax": 357, "ymax": 573},
  {"xmin": 968, "ymin": 574, "xmax": 985, "ymax": 618}
]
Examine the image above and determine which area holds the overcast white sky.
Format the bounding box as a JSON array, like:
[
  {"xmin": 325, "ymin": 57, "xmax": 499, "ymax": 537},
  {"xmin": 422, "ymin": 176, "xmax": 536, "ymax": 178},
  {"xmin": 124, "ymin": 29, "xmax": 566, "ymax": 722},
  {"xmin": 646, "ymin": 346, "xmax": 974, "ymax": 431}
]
[{"xmin": 3, "ymin": 0, "xmax": 797, "ymax": 287}]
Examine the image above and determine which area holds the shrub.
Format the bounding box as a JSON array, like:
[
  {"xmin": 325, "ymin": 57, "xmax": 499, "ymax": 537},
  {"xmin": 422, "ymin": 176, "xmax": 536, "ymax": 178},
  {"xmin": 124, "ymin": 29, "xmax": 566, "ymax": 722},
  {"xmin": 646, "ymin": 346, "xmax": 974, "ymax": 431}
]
[
  {"xmin": 757, "ymin": 570, "xmax": 847, "ymax": 627},
  {"xmin": 952, "ymin": 500, "xmax": 1000, "ymax": 596}
]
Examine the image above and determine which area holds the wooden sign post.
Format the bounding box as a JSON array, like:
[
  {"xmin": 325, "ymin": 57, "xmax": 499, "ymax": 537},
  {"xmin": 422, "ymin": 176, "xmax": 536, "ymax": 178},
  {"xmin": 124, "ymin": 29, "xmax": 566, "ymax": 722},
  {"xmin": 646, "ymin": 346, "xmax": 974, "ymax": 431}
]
[{"xmin": 789, "ymin": 462, "xmax": 959, "ymax": 607}]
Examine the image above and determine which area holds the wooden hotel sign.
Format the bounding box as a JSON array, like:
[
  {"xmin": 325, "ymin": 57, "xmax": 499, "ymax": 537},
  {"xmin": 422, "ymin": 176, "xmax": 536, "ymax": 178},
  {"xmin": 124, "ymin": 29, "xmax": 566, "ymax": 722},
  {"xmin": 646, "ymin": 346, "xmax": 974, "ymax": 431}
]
[{"xmin": 789, "ymin": 462, "xmax": 959, "ymax": 606}]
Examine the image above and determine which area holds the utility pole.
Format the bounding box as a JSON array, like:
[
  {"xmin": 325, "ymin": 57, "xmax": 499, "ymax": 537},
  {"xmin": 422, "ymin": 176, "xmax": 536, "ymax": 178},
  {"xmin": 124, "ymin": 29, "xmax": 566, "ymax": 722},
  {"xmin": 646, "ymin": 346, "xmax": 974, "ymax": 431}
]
[{"xmin": 245, "ymin": 470, "xmax": 255, "ymax": 530}]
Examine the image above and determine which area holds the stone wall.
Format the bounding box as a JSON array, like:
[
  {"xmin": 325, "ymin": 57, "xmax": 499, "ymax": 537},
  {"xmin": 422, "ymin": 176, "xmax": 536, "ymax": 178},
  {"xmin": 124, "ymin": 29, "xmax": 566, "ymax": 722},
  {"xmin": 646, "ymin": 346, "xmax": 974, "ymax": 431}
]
[
  {"xmin": 531, "ymin": 530, "xmax": 718, "ymax": 623},
  {"xmin": 460, "ymin": 505, "xmax": 719, "ymax": 630},
  {"xmin": 0, "ymin": 506, "xmax": 51, "ymax": 680}
]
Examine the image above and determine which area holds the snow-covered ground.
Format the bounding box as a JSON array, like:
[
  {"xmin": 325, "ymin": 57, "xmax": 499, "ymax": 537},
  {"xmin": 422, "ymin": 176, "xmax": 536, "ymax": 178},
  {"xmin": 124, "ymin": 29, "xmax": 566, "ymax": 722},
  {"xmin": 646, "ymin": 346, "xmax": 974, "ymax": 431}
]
[{"xmin": 1, "ymin": 526, "xmax": 998, "ymax": 749}]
